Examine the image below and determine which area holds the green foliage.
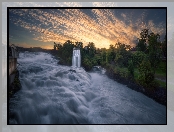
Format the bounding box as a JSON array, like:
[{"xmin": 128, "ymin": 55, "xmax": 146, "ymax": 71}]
[
  {"xmin": 93, "ymin": 54, "xmax": 102, "ymax": 65},
  {"xmin": 155, "ymin": 79, "xmax": 166, "ymax": 88},
  {"xmin": 82, "ymin": 57, "xmax": 93, "ymax": 71},
  {"xmin": 132, "ymin": 51, "xmax": 147, "ymax": 67},
  {"xmin": 81, "ymin": 42, "xmax": 97, "ymax": 70},
  {"xmin": 136, "ymin": 39, "xmax": 147, "ymax": 52},
  {"xmin": 140, "ymin": 29, "xmax": 149, "ymax": 41},
  {"xmin": 134, "ymin": 29, "xmax": 166, "ymax": 89},
  {"xmin": 86, "ymin": 42, "xmax": 96, "ymax": 58},
  {"xmin": 54, "ymin": 44, "xmax": 56, "ymax": 50},
  {"xmin": 100, "ymin": 49, "xmax": 107, "ymax": 64},
  {"xmin": 117, "ymin": 67, "xmax": 129, "ymax": 79},
  {"xmin": 161, "ymin": 35, "xmax": 167, "ymax": 58},
  {"xmin": 114, "ymin": 43, "xmax": 132, "ymax": 67},
  {"xmin": 136, "ymin": 29, "xmax": 149, "ymax": 52},
  {"xmin": 75, "ymin": 41, "xmax": 83, "ymax": 49},
  {"xmin": 51, "ymin": 28, "xmax": 166, "ymax": 89},
  {"xmin": 105, "ymin": 64, "xmax": 129, "ymax": 79},
  {"xmin": 128, "ymin": 60, "xmax": 134, "ymax": 78},
  {"xmin": 148, "ymin": 32, "xmax": 162, "ymax": 73},
  {"xmin": 54, "ymin": 42, "xmax": 63, "ymax": 51},
  {"xmin": 54, "ymin": 40, "xmax": 75, "ymax": 66},
  {"xmin": 114, "ymin": 54, "xmax": 123, "ymax": 66},
  {"xmin": 138, "ymin": 59, "xmax": 157, "ymax": 89},
  {"xmin": 122, "ymin": 51, "xmax": 132, "ymax": 67},
  {"xmin": 106, "ymin": 45, "xmax": 115, "ymax": 63},
  {"xmin": 155, "ymin": 61, "xmax": 166, "ymax": 76}
]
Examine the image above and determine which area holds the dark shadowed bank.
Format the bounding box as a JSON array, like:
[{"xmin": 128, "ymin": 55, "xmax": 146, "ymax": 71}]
[
  {"xmin": 105, "ymin": 67, "xmax": 166, "ymax": 106},
  {"xmin": 9, "ymin": 69, "xmax": 22, "ymax": 99}
]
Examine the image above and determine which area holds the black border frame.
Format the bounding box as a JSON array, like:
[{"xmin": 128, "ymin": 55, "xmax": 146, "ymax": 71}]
[{"xmin": 7, "ymin": 6, "xmax": 167, "ymax": 125}]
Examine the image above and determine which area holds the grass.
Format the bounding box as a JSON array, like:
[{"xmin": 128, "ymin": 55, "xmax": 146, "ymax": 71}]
[
  {"xmin": 155, "ymin": 61, "xmax": 166, "ymax": 76},
  {"xmin": 133, "ymin": 61, "xmax": 166, "ymax": 88},
  {"xmin": 155, "ymin": 79, "xmax": 166, "ymax": 88},
  {"xmin": 155, "ymin": 61, "xmax": 166, "ymax": 88},
  {"xmin": 106, "ymin": 61, "xmax": 167, "ymax": 88}
]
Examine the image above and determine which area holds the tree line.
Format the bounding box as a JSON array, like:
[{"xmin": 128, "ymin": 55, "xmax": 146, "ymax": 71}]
[{"xmin": 51, "ymin": 29, "xmax": 166, "ymax": 90}]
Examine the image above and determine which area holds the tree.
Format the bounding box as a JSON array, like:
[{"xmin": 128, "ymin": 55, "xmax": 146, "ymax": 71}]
[
  {"xmin": 161, "ymin": 35, "xmax": 167, "ymax": 58},
  {"xmin": 75, "ymin": 41, "xmax": 83, "ymax": 49},
  {"xmin": 132, "ymin": 51, "xmax": 147, "ymax": 67},
  {"xmin": 54, "ymin": 42, "xmax": 56, "ymax": 50},
  {"xmin": 125, "ymin": 45, "xmax": 131, "ymax": 51},
  {"xmin": 82, "ymin": 57, "xmax": 93, "ymax": 71},
  {"xmin": 87, "ymin": 42, "xmax": 96, "ymax": 58},
  {"xmin": 100, "ymin": 48, "xmax": 107, "ymax": 66},
  {"xmin": 114, "ymin": 42, "xmax": 132, "ymax": 67},
  {"xmin": 148, "ymin": 32, "xmax": 161, "ymax": 73},
  {"xmin": 140, "ymin": 29, "xmax": 149, "ymax": 41},
  {"xmin": 136, "ymin": 39, "xmax": 147, "ymax": 52},
  {"xmin": 53, "ymin": 42, "xmax": 62, "ymax": 50},
  {"xmin": 128, "ymin": 60, "xmax": 134, "ymax": 78},
  {"xmin": 114, "ymin": 54, "xmax": 123, "ymax": 66},
  {"xmin": 136, "ymin": 29, "xmax": 148, "ymax": 52},
  {"xmin": 138, "ymin": 59, "xmax": 154, "ymax": 88},
  {"xmin": 55, "ymin": 40, "xmax": 75, "ymax": 65},
  {"xmin": 106, "ymin": 44, "xmax": 115, "ymax": 64}
]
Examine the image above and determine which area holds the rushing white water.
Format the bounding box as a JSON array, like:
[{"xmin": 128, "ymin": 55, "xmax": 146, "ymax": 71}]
[
  {"xmin": 72, "ymin": 48, "xmax": 81, "ymax": 67},
  {"xmin": 9, "ymin": 52, "xmax": 166, "ymax": 124}
]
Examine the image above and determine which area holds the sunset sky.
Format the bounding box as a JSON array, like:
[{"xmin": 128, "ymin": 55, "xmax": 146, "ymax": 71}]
[{"xmin": 9, "ymin": 8, "xmax": 166, "ymax": 49}]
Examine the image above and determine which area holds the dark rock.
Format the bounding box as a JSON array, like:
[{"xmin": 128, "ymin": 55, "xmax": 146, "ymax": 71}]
[
  {"xmin": 69, "ymin": 69, "xmax": 76, "ymax": 73},
  {"xmin": 9, "ymin": 70, "xmax": 22, "ymax": 99}
]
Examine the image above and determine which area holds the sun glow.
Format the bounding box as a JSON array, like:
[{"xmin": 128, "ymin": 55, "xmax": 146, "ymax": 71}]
[{"xmin": 9, "ymin": 9, "xmax": 166, "ymax": 49}]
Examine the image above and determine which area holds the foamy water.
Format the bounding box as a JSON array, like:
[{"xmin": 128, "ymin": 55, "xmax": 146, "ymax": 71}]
[{"xmin": 9, "ymin": 52, "xmax": 166, "ymax": 124}]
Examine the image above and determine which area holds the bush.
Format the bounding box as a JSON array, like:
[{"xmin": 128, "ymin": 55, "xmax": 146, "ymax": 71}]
[
  {"xmin": 114, "ymin": 54, "xmax": 123, "ymax": 66},
  {"xmin": 128, "ymin": 60, "xmax": 134, "ymax": 78},
  {"xmin": 132, "ymin": 51, "xmax": 147, "ymax": 67},
  {"xmin": 115, "ymin": 67, "xmax": 129, "ymax": 79},
  {"xmin": 138, "ymin": 59, "xmax": 156, "ymax": 90},
  {"xmin": 82, "ymin": 57, "xmax": 93, "ymax": 71}
]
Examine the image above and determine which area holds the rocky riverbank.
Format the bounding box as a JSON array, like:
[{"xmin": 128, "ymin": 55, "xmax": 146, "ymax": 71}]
[{"xmin": 9, "ymin": 70, "xmax": 22, "ymax": 99}]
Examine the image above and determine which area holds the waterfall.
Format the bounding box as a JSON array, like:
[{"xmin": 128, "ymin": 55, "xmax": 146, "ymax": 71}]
[{"xmin": 72, "ymin": 47, "xmax": 81, "ymax": 67}]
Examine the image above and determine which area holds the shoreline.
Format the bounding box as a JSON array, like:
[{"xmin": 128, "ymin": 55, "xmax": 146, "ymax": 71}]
[
  {"xmin": 42, "ymin": 51, "xmax": 167, "ymax": 106},
  {"xmin": 49, "ymin": 51, "xmax": 166, "ymax": 106},
  {"xmin": 9, "ymin": 69, "xmax": 22, "ymax": 99},
  {"xmin": 105, "ymin": 69, "xmax": 167, "ymax": 106}
]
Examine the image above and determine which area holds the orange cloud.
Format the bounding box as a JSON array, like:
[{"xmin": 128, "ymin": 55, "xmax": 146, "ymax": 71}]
[{"xmin": 9, "ymin": 9, "xmax": 166, "ymax": 49}]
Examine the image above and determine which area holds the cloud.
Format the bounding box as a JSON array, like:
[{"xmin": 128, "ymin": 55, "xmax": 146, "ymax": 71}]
[
  {"xmin": 92, "ymin": 2, "xmax": 118, "ymax": 7},
  {"xmin": 9, "ymin": 9, "xmax": 166, "ymax": 49},
  {"xmin": 121, "ymin": 13, "xmax": 126, "ymax": 19}
]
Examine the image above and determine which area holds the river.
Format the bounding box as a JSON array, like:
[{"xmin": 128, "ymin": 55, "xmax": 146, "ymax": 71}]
[{"xmin": 9, "ymin": 52, "xmax": 166, "ymax": 124}]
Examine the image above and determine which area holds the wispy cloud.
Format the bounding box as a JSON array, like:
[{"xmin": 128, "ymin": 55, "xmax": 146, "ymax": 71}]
[
  {"xmin": 9, "ymin": 9, "xmax": 166, "ymax": 49},
  {"xmin": 92, "ymin": 2, "xmax": 118, "ymax": 7}
]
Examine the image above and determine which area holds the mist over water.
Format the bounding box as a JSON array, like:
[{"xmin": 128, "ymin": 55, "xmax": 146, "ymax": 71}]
[{"xmin": 9, "ymin": 52, "xmax": 166, "ymax": 124}]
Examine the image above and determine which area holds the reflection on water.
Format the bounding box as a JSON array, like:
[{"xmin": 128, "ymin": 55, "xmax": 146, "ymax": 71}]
[{"xmin": 9, "ymin": 52, "xmax": 166, "ymax": 124}]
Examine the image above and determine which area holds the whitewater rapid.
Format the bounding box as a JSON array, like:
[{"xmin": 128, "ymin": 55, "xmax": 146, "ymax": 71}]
[{"xmin": 9, "ymin": 52, "xmax": 166, "ymax": 124}]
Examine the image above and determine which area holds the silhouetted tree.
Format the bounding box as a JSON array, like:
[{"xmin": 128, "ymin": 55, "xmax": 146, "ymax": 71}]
[
  {"xmin": 148, "ymin": 32, "xmax": 161, "ymax": 73},
  {"xmin": 136, "ymin": 29, "xmax": 148, "ymax": 52},
  {"xmin": 161, "ymin": 35, "xmax": 167, "ymax": 58}
]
